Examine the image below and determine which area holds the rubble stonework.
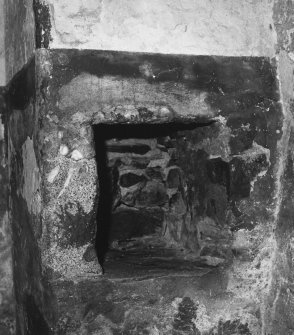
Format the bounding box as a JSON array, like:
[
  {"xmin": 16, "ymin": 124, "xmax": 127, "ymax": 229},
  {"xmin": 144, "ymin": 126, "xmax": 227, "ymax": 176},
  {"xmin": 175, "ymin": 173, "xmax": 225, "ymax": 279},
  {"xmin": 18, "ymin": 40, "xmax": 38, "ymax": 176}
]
[
  {"xmin": 2, "ymin": 1, "xmax": 294, "ymax": 334},
  {"xmin": 3, "ymin": 50, "xmax": 283, "ymax": 334}
]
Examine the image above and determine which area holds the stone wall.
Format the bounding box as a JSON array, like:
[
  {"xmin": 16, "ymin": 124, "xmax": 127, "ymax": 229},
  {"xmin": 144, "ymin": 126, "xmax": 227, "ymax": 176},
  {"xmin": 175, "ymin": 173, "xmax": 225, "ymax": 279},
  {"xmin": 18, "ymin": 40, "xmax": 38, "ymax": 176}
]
[
  {"xmin": 261, "ymin": 1, "xmax": 294, "ymax": 334},
  {"xmin": 105, "ymin": 136, "xmax": 170, "ymax": 243},
  {"xmin": 3, "ymin": 0, "xmax": 278, "ymax": 84},
  {"xmin": 104, "ymin": 119, "xmax": 272, "ymax": 268},
  {"xmin": 4, "ymin": 0, "xmax": 35, "ymax": 84},
  {"xmin": 3, "ymin": 49, "xmax": 282, "ymax": 334},
  {"xmin": 6, "ymin": 58, "xmax": 57, "ymax": 335},
  {"xmin": 3, "ymin": 0, "xmax": 294, "ymax": 334},
  {"xmin": 0, "ymin": 0, "xmax": 5, "ymax": 86},
  {"xmin": 0, "ymin": 89, "xmax": 14, "ymax": 334}
]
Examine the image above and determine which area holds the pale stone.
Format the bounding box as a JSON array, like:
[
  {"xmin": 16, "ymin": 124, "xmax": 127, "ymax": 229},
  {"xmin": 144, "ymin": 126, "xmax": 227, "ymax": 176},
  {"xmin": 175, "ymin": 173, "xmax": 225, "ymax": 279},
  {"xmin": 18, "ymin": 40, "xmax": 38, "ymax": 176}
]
[
  {"xmin": 59, "ymin": 144, "xmax": 69, "ymax": 156},
  {"xmin": 21, "ymin": 137, "xmax": 41, "ymax": 215},
  {"xmin": 47, "ymin": 165, "xmax": 60, "ymax": 183},
  {"xmin": 71, "ymin": 149, "xmax": 83, "ymax": 161},
  {"xmin": 0, "ymin": 121, "xmax": 4, "ymax": 141}
]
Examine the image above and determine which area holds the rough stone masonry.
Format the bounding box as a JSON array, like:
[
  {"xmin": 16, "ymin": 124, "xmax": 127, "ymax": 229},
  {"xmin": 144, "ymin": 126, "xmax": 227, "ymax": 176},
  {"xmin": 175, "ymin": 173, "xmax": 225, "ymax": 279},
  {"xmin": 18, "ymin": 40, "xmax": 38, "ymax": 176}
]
[
  {"xmin": 1, "ymin": 1, "xmax": 294, "ymax": 335},
  {"xmin": 4, "ymin": 48, "xmax": 282, "ymax": 334}
]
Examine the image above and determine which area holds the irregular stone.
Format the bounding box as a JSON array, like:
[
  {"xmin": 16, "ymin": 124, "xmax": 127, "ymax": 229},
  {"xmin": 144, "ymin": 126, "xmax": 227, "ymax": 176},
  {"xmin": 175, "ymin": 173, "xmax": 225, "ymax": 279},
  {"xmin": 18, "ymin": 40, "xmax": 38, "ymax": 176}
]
[
  {"xmin": 71, "ymin": 149, "xmax": 84, "ymax": 160},
  {"xmin": 173, "ymin": 297, "xmax": 198, "ymax": 334},
  {"xmin": 119, "ymin": 172, "xmax": 147, "ymax": 188},
  {"xmin": 131, "ymin": 158, "xmax": 150, "ymax": 169},
  {"xmin": 145, "ymin": 167, "xmax": 163, "ymax": 180},
  {"xmin": 120, "ymin": 191, "xmax": 136, "ymax": 206},
  {"xmin": 136, "ymin": 181, "xmax": 168, "ymax": 207},
  {"xmin": 230, "ymin": 150, "xmax": 269, "ymax": 201},
  {"xmin": 211, "ymin": 319, "xmax": 252, "ymax": 334},
  {"xmin": 169, "ymin": 192, "xmax": 187, "ymax": 215},
  {"xmin": 59, "ymin": 144, "xmax": 69, "ymax": 156},
  {"xmin": 47, "ymin": 165, "xmax": 60, "ymax": 183},
  {"xmin": 5, "ymin": 49, "xmax": 284, "ymax": 334},
  {"xmin": 120, "ymin": 183, "xmax": 143, "ymax": 206},
  {"xmin": 83, "ymin": 244, "xmax": 97, "ymax": 263},
  {"xmin": 147, "ymin": 151, "xmax": 170, "ymax": 169},
  {"xmin": 227, "ymin": 116, "xmax": 256, "ymax": 154}
]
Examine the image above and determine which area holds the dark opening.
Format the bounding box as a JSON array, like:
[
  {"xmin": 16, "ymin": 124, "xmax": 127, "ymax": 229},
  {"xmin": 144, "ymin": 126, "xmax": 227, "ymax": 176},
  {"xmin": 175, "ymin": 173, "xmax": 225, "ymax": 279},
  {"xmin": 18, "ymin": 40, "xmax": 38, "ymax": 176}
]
[{"xmin": 93, "ymin": 121, "xmax": 228, "ymax": 278}]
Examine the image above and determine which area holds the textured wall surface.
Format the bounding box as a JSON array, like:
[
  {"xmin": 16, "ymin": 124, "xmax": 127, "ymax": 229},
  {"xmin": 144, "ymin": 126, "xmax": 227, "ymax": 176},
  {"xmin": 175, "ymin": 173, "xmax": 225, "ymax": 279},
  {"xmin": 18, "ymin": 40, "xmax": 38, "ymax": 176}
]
[
  {"xmin": 2, "ymin": 0, "xmax": 278, "ymax": 80},
  {"xmin": 3, "ymin": 1, "xmax": 294, "ymax": 334},
  {"xmin": 0, "ymin": 0, "xmax": 5, "ymax": 86},
  {"xmin": 0, "ymin": 90, "xmax": 14, "ymax": 335},
  {"xmin": 4, "ymin": 49, "xmax": 282, "ymax": 334},
  {"xmin": 5, "ymin": 0, "xmax": 35, "ymax": 84},
  {"xmin": 261, "ymin": 1, "xmax": 294, "ymax": 334},
  {"xmin": 44, "ymin": 0, "xmax": 276, "ymax": 57}
]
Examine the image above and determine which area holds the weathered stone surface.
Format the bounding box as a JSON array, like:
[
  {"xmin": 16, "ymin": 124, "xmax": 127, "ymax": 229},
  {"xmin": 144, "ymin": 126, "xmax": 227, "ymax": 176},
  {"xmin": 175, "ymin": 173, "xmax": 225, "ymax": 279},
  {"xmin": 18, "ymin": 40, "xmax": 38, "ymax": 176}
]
[
  {"xmin": 33, "ymin": 0, "xmax": 52, "ymax": 49},
  {"xmin": 136, "ymin": 181, "xmax": 167, "ymax": 207},
  {"xmin": 167, "ymin": 167, "xmax": 182, "ymax": 189},
  {"xmin": 44, "ymin": 267, "xmax": 257, "ymax": 335},
  {"xmin": 259, "ymin": 4, "xmax": 294, "ymax": 333},
  {"xmin": 119, "ymin": 172, "xmax": 147, "ymax": 188},
  {"xmin": 209, "ymin": 319, "xmax": 252, "ymax": 334},
  {"xmin": 262, "ymin": 54, "xmax": 294, "ymax": 335},
  {"xmin": 5, "ymin": 62, "xmax": 56, "ymax": 334},
  {"xmin": 0, "ymin": 0, "xmax": 5, "ymax": 86},
  {"xmin": 0, "ymin": 89, "xmax": 14, "ymax": 334},
  {"xmin": 46, "ymin": 50, "xmax": 279, "ymax": 127},
  {"xmin": 4, "ymin": 49, "xmax": 284, "ymax": 334},
  {"xmin": 173, "ymin": 297, "xmax": 198, "ymax": 334},
  {"xmin": 3, "ymin": 1, "xmax": 294, "ymax": 333},
  {"xmin": 5, "ymin": 0, "xmax": 35, "ymax": 84}
]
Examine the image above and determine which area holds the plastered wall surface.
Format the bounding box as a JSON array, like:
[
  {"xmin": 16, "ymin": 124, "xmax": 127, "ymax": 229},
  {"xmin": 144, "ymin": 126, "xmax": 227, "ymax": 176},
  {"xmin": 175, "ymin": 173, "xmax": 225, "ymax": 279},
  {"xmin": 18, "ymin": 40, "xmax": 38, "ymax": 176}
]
[
  {"xmin": 0, "ymin": 0, "xmax": 5, "ymax": 86},
  {"xmin": 3, "ymin": 0, "xmax": 277, "ymax": 83},
  {"xmin": 45, "ymin": 0, "xmax": 276, "ymax": 57}
]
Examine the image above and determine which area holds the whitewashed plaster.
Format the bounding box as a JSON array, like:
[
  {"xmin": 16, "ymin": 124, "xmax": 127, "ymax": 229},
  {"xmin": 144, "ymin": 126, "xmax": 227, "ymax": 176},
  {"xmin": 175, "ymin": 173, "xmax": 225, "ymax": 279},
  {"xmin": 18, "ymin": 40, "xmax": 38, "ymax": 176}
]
[{"xmin": 45, "ymin": 0, "xmax": 277, "ymax": 57}]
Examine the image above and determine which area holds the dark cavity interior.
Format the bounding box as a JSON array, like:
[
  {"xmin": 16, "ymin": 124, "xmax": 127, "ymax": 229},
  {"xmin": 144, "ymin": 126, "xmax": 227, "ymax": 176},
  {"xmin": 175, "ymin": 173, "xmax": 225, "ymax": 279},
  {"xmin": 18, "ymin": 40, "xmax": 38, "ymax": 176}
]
[{"xmin": 93, "ymin": 121, "xmax": 264, "ymax": 278}]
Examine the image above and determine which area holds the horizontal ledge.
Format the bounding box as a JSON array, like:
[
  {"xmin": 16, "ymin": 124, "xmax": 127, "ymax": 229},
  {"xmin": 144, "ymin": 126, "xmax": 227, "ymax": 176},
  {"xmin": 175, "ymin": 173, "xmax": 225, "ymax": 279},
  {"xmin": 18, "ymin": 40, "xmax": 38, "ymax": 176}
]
[{"xmin": 48, "ymin": 48, "xmax": 278, "ymax": 101}]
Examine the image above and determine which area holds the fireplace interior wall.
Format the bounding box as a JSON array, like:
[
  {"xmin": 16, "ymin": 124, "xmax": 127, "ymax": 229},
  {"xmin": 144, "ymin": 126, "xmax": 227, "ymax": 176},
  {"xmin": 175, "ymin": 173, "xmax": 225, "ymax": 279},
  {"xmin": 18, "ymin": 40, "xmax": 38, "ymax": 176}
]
[
  {"xmin": 93, "ymin": 120, "xmax": 270, "ymax": 273},
  {"xmin": 2, "ymin": 49, "xmax": 286, "ymax": 334},
  {"xmin": 2, "ymin": 0, "xmax": 294, "ymax": 333}
]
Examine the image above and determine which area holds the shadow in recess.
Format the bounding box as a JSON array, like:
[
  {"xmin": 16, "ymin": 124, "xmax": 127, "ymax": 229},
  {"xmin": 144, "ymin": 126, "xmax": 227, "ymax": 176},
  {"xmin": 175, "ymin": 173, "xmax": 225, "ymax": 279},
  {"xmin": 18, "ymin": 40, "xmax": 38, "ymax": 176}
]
[{"xmin": 92, "ymin": 121, "xmax": 214, "ymax": 271}]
